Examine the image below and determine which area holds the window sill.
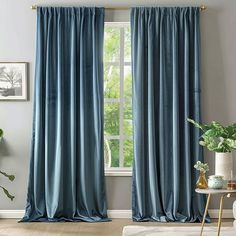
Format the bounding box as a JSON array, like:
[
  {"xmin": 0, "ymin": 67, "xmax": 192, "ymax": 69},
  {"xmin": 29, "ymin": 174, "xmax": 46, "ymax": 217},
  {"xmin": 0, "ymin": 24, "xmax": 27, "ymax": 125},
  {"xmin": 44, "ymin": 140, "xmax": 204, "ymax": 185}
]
[{"xmin": 105, "ymin": 168, "xmax": 132, "ymax": 177}]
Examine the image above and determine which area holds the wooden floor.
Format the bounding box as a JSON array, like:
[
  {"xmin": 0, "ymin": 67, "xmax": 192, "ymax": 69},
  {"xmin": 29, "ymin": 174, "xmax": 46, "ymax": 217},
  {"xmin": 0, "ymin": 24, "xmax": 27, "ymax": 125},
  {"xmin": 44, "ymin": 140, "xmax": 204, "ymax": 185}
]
[{"xmin": 0, "ymin": 219, "xmax": 233, "ymax": 236}]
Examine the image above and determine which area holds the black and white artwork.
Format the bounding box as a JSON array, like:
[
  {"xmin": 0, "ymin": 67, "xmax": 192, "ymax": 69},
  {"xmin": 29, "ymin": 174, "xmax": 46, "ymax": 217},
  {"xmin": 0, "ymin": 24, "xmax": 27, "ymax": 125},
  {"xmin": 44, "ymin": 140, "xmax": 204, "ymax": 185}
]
[{"xmin": 0, "ymin": 62, "xmax": 27, "ymax": 100}]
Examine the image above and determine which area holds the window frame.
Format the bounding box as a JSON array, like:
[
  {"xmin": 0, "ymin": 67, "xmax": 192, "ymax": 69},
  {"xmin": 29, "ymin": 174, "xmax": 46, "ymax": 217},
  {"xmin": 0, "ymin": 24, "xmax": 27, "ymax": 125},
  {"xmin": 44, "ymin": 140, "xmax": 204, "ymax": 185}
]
[{"xmin": 104, "ymin": 22, "xmax": 132, "ymax": 177}]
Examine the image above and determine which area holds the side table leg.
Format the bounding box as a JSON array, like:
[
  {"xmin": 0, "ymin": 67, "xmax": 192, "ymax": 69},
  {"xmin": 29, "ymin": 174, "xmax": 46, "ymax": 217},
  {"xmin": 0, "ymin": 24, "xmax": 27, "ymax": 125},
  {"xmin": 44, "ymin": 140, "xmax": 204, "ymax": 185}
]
[
  {"xmin": 217, "ymin": 194, "xmax": 225, "ymax": 236},
  {"xmin": 200, "ymin": 194, "xmax": 211, "ymax": 236}
]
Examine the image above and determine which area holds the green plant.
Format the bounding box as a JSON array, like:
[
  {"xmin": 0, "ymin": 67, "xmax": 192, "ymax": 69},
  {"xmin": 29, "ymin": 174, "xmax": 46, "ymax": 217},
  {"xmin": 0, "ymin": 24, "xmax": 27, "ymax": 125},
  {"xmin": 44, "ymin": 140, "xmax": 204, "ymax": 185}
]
[
  {"xmin": 0, "ymin": 129, "xmax": 3, "ymax": 140},
  {"xmin": 187, "ymin": 118, "xmax": 236, "ymax": 153},
  {"xmin": 0, "ymin": 129, "xmax": 15, "ymax": 201},
  {"xmin": 194, "ymin": 161, "xmax": 209, "ymax": 173}
]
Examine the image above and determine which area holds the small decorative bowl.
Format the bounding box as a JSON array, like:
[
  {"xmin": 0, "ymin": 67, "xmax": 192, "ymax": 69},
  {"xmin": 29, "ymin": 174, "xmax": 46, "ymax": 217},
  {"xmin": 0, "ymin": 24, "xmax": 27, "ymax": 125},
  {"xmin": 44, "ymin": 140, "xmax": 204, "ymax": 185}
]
[{"xmin": 208, "ymin": 175, "xmax": 224, "ymax": 189}]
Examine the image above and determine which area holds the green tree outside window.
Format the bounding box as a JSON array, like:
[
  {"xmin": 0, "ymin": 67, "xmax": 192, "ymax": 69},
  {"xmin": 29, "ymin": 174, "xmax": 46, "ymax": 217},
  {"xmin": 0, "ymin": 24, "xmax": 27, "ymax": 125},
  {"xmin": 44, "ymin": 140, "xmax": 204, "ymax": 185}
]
[{"xmin": 104, "ymin": 25, "xmax": 133, "ymax": 168}]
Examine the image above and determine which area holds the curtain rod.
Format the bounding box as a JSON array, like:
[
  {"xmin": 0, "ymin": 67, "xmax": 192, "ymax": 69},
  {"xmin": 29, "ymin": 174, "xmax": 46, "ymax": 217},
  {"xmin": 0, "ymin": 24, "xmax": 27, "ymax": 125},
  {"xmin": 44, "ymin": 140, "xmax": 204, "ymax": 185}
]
[{"xmin": 31, "ymin": 5, "xmax": 207, "ymax": 11}]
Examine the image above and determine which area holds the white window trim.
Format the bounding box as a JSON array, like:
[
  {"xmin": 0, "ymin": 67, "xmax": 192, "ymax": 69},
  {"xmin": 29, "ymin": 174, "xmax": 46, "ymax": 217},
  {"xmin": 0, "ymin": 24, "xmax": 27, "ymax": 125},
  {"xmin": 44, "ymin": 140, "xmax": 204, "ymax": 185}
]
[
  {"xmin": 104, "ymin": 22, "xmax": 132, "ymax": 177},
  {"xmin": 105, "ymin": 168, "xmax": 132, "ymax": 177},
  {"xmin": 105, "ymin": 22, "xmax": 130, "ymax": 27},
  {"xmin": 105, "ymin": 62, "xmax": 131, "ymax": 66},
  {"xmin": 104, "ymin": 98, "xmax": 132, "ymax": 103}
]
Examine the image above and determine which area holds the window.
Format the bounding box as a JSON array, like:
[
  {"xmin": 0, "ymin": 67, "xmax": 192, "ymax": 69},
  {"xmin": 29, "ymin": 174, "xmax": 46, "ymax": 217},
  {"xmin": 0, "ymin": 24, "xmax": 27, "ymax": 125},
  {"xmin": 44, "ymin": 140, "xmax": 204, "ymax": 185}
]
[{"xmin": 104, "ymin": 23, "xmax": 133, "ymax": 176}]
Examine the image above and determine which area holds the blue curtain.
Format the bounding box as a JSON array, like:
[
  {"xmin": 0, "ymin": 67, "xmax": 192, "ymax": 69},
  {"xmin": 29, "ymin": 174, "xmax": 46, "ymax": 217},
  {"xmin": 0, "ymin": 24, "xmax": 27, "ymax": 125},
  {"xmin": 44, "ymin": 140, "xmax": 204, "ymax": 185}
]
[
  {"xmin": 21, "ymin": 7, "xmax": 108, "ymax": 222},
  {"xmin": 131, "ymin": 7, "xmax": 206, "ymax": 222}
]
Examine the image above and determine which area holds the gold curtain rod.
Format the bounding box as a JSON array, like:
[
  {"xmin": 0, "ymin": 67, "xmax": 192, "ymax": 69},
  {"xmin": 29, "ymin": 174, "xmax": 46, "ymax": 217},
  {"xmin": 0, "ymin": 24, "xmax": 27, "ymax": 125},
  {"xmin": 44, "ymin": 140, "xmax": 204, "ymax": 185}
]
[{"xmin": 31, "ymin": 5, "xmax": 207, "ymax": 11}]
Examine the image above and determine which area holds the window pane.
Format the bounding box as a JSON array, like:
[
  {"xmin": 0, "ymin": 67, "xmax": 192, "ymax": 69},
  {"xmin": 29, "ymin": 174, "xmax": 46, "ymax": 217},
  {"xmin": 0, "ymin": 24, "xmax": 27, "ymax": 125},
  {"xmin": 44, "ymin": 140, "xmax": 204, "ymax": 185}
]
[
  {"xmin": 124, "ymin": 139, "xmax": 133, "ymax": 167},
  {"xmin": 104, "ymin": 24, "xmax": 133, "ymax": 172},
  {"xmin": 104, "ymin": 65, "xmax": 120, "ymax": 98},
  {"xmin": 124, "ymin": 66, "xmax": 132, "ymax": 99},
  {"xmin": 124, "ymin": 102, "xmax": 132, "ymax": 136},
  {"xmin": 104, "ymin": 27, "xmax": 120, "ymax": 62},
  {"xmin": 104, "ymin": 139, "xmax": 120, "ymax": 167},
  {"xmin": 124, "ymin": 26, "xmax": 131, "ymax": 62},
  {"xmin": 104, "ymin": 103, "xmax": 119, "ymax": 135}
]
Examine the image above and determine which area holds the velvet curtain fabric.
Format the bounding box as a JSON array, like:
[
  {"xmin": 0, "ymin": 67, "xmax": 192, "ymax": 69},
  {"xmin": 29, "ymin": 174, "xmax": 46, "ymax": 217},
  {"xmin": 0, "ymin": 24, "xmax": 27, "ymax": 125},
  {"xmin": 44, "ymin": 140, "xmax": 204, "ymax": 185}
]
[
  {"xmin": 21, "ymin": 7, "xmax": 108, "ymax": 222},
  {"xmin": 131, "ymin": 7, "xmax": 206, "ymax": 222}
]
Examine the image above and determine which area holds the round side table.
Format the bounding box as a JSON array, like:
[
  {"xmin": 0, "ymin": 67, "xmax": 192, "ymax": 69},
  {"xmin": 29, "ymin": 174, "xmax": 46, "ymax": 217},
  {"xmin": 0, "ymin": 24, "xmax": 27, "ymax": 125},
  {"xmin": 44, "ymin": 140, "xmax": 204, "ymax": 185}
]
[{"xmin": 196, "ymin": 188, "xmax": 236, "ymax": 236}]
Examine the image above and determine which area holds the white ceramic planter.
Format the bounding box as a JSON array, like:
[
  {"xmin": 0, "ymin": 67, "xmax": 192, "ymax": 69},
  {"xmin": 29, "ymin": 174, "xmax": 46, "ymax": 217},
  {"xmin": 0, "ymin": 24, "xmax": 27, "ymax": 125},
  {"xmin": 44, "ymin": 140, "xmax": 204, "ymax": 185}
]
[{"xmin": 215, "ymin": 152, "xmax": 233, "ymax": 180}]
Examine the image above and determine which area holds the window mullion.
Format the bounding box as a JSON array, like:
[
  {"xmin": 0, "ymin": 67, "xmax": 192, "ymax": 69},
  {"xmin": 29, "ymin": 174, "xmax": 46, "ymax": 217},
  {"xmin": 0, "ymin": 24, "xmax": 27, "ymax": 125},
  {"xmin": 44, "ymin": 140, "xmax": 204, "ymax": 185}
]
[
  {"xmin": 104, "ymin": 98, "xmax": 120, "ymax": 103},
  {"xmin": 119, "ymin": 27, "xmax": 125, "ymax": 168},
  {"xmin": 104, "ymin": 62, "xmax": 120, "ymax": 66},
  {"xmin": 105, "ymin": 135, "xmax": 120, "ymax": 140}
]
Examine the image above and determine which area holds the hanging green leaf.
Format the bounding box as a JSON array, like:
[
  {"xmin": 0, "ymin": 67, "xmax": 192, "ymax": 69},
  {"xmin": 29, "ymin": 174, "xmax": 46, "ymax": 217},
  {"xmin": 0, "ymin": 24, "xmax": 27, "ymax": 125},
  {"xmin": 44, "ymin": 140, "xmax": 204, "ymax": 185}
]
[{"xmin": 187, "ymin": 118, "xmax": 204, "ymax": 130}]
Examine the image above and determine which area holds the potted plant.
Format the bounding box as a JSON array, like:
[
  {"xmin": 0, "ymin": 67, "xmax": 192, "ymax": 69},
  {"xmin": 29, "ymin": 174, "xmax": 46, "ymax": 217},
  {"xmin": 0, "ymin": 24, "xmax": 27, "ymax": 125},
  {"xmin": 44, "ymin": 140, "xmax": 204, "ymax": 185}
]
[
  {"xmin": 187, "ymin": 119, "xmax": 236, "ymax": 180},
  {"xmin": 0, "ymin": 129, "xmax": 15, "ymax": 200},
  {"xmin": 194, "ymin": 161, "xmax": 209, "ymax": 189}
]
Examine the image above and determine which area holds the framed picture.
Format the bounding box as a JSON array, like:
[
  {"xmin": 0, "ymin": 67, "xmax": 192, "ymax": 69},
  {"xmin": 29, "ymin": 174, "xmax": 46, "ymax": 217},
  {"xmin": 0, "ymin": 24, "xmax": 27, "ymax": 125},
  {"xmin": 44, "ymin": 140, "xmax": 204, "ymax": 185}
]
[{"xmin": 0, "ymin": 62, "xmax": 28, "ymax": 101}]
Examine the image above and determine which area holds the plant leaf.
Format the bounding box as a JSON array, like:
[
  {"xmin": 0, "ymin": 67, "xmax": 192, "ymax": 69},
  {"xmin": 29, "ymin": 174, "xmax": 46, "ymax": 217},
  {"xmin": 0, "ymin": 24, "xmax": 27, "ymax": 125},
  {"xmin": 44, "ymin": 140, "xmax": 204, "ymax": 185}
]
[
  {"xmin": 210, "ymin": 121, "xmax": 228, "ymax": 137},
  {"xmin": 199, "ymin": 141, "xmax": 206, "ymax": 146},
  {"xmin": 226, "ymin": 139, "xmax": 236, "ymax": 149},
  {"xmin": 0, "ymin": 129, "xmax": 3, "ymax": 140},
  {"xmin": 205, "ymin": 129, "xmax": 218, "ymax": 137},
  {"xmin": 227, "ymin": 124, "xmax": 236, "ymax": 139},
  {"xmin": 187, "ymin": 118, "xmax": 204, "ymax": 130}
]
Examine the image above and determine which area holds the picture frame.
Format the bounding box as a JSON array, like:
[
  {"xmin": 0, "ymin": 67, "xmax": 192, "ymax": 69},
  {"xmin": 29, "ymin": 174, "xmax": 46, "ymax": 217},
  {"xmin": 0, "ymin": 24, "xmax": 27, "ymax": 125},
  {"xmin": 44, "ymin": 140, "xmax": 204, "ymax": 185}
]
[{"xmin": 0, "ymin": 62, "xmax": 28, "ymax": 101}]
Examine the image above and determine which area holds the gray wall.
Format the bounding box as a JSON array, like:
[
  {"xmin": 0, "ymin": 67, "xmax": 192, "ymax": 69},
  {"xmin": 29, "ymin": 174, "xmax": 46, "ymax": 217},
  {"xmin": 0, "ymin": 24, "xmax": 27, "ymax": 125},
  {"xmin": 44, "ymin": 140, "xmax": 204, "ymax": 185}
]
[{"xmin": 0, "ymin": 0, "xmax": 236, "ymax": 211}]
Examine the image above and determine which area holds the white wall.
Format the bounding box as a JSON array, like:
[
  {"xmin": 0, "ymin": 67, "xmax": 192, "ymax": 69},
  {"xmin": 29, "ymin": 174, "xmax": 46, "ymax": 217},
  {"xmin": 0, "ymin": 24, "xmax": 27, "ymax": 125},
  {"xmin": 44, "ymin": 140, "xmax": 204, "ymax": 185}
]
[{"xmin": 0, "ymin": 0, "xmax": 236, "ymax": 212}]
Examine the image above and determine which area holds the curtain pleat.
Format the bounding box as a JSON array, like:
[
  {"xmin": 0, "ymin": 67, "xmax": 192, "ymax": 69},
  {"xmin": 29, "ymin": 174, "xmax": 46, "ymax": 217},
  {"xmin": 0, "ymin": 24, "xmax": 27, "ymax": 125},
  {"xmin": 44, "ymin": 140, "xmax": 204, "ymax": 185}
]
[
  {"xmin": 131, "ymin": 7, "xmax": 207, "ymax": 222},
  {"xmin": 21, "ymin": 7, "xmax": 109, "ymax": 222}
]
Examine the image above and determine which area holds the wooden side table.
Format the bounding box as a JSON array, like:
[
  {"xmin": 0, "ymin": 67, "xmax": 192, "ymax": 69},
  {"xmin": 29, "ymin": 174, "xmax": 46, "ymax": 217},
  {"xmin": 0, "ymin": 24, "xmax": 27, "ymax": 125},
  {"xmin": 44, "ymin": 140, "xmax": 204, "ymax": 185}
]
[{"xmin": 196, "ymin": 188, "xmax": 236, "ymax": 236}]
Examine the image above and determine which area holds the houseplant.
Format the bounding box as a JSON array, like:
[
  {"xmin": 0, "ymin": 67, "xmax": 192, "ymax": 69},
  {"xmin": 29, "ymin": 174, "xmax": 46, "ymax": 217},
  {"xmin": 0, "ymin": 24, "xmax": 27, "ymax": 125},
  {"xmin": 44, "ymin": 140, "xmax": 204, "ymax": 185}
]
[
  {"xmin": 0, "ymin": 129, "xmax": 15, "ymax": 200},
  {"xmin": 187, "ymin": 119, "xmax": 236, "ymax": 180},
  {"xmin": 194, "ymin": 161, "xmax": 209, "ymax": 189}
]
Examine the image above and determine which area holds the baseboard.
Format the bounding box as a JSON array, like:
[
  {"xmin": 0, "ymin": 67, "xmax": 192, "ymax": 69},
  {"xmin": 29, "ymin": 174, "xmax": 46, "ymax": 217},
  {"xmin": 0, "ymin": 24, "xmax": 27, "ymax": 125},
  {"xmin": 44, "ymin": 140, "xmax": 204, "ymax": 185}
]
[
  {"xmin": 0, "ymin": 210, "xmax": 25, "ymax": 219},
  {"xmin": 107, "ymin": 210, "xmax": 132, "ymax": 218},
  {"xmin": 0, "ymin": 210, "xmax": 133, "ymax": 219},
  {"xmin": 0, "ymin": 209, "xmax": 233, "ymax": 219},
  {"xmin": 208, "ymin": 209, "xmax": 233, "ymax": 219},
  {"xmin": 108, "ymin": 210, "xmax": 234, "ymax": 219}
]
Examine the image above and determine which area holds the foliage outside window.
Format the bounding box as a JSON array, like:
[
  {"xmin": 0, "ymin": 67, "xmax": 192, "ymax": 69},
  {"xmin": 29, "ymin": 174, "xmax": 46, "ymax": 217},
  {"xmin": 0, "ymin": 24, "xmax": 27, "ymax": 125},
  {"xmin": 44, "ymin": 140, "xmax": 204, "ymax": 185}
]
[{"xmin": 104, "ymin": 23, "xmax": 133, "ymax": 175}]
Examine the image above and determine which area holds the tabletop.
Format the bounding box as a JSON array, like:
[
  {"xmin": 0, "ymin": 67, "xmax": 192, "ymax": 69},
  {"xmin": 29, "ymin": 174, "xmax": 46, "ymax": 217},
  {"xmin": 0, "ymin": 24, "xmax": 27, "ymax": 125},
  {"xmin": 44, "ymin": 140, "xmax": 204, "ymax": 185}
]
[{"xmin": 196, "ymin": 188, "xmax": 236, "ymax": 194}]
